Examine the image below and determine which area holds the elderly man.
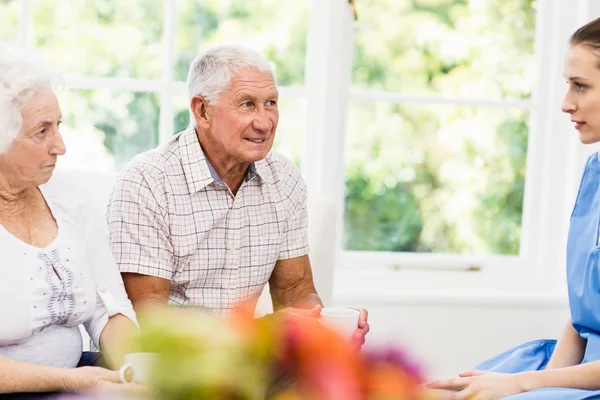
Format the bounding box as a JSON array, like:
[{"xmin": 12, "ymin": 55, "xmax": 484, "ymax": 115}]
[{"xmin": 106, "ymin": 45, "xmax": 369, "ymax": 344}]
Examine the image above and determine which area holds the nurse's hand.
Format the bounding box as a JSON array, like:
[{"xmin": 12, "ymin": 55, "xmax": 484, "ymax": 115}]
[{"xmin": 426, "ymin": 370, "xmax": 526, "ymax": 400}]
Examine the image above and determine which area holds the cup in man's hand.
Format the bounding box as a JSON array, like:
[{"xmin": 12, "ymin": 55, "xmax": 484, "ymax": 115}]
[
  {"xmin": 119, "ymin": 352, "xmax": 158, "ymax": 384},
  {"xmin": 319, "ymin": 307, "xmax": 360, "ymax": 339}
]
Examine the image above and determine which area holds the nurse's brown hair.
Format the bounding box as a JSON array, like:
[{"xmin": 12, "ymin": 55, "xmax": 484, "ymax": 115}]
[{"xmin": 571, "ymin": 17, "xmax": 600, "ymax": 58}]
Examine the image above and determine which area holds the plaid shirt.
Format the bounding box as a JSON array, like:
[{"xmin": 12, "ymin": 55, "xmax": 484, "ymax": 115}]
[{"xmin": 107, "ymin": 127, "xmax": 309, "ymax": 315}]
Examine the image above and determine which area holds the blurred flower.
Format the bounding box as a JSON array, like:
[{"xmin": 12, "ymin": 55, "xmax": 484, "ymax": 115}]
[
  {"xmin": 138, "ymin": 306, "xmax": 274, "ymax": 400},
  {"xmin": 277, "ymin": 316, "xmax": 364, "ymax": 400},
  {"xmin": 136, "ymin": 304, "xmax": 429, "ymax": 400}
]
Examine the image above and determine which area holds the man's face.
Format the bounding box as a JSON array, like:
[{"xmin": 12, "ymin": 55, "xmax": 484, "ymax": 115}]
[{"xmin": 205, "ymin": 68, "xmax": 279, "ymax": 164}]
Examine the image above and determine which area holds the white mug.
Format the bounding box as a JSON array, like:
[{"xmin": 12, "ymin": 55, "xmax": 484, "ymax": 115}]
[
  {"xmin": 319, "ymin": 307, "xmax": 360, "ymax": 339},
  {"xmin": 118, "ymin": 352, "xmax": 158, "ymax": 384}
]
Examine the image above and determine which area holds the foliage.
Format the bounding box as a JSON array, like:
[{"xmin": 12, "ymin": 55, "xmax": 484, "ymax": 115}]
[
  {"xmin": 344, "ymin": 0, "xmax": 536, "ymax": 254},
  {"xmin": 0, "ymin": 0, "xmax": 18, "ymax": 43}
]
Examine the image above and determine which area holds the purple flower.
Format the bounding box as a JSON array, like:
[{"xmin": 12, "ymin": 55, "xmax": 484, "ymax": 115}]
[{"xmin": 364, "ymin": 345, "xmax": 424, "ymax": 382}]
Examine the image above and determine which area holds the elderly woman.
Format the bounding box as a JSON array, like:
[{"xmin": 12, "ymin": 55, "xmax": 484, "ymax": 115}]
[{"xmin": 0, "ymin": 44, "xmax": 138, "ymax": 395}]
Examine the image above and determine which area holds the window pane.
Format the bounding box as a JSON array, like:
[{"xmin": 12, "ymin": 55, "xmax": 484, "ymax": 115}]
[
  {"xmin": 58, "ymin": 90, "xmax": 160, "ymax": 170},
  {"xmin": 175, "ymin": 0, "xmax": 309, "ymax": 86},
  {"xmin": 32, "ymin": 0, "xmax": 163, "ymax": 79},
  {"xmin": 173, "ymin": 94, "xmax": 304, "ymax": 168},
  {"xmin": 0, "ymin": 0, "xmax": 18, "ymax": 43},
  {"xmin": 173, "ymin": 93, "xmax": 191, "ymax": 135},
  {"xmin": 344, "ymin": 102, "xmax": 529, "ymax": 255},
  {"xmin": 275, "ymin": 96, "xmax": 305, "ymax": 167},
  {"xmin": 352, "ymin": 0, "xmax": 537, "ymax": 99}
]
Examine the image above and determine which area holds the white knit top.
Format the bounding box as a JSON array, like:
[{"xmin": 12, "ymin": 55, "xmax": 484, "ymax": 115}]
[{"xmin": 0, "ymin": 172, "xmax": 137, "ymax": 368}]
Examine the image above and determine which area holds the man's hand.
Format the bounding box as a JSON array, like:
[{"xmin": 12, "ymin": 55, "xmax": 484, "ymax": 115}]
[{"xmin": 350, "ymin": 308, "xmax": 369, "ymax": 348}]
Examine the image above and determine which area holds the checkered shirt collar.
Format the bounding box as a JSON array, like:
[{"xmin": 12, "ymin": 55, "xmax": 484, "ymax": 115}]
[{"xmin": 179, "ymin": 126, "xmax": 275, "ymax": 194}]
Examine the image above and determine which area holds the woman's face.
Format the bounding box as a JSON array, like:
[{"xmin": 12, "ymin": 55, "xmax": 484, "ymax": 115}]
[
  {"xmin": 0, "ymin": 88, "xmax": 66, "ymax": 189},
  {"xmin": 562, "ymin": 44, "xmax": 600, "ymax": 144}
]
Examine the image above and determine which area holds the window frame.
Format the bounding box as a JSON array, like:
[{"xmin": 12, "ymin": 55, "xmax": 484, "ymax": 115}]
[
  {"xmin": 303, "ymin": 0, "xmax": 600, "ymax": 296},
  {"xmin": 13, "ymin": 0, "xmax": 600, "ymax": 296}
]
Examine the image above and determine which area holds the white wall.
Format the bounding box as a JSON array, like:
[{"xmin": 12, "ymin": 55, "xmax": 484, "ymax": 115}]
[
  {"xmin": 334, "ymin": 300, "xmax": 568, "ymax": 379},
  {"xmin": 331, "ymin": 267, "xmax": 570, "ymax": 378}
]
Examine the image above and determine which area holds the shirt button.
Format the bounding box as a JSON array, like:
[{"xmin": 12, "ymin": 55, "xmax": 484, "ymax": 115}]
[{"xmin": 98, "ymin": 285, "xmax": 108, "ymax": 294}]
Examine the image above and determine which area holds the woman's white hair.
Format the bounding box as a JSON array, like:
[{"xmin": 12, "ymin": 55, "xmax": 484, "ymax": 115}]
[
  {"xmin": 187, "ymin": 45, "xmax": 276, "ymax": 122},
  {"xmin": 0, "ymin": 43, "xmax": 62, "ymax": 153}
]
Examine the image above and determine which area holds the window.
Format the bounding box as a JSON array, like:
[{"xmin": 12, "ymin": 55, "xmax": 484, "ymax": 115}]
[
  {"xmin": 13, "ymin": 0, "xmax": 308, "ymax": 170},
  {"xmin": 0, "ymin": 0, "xmax": 18, "ymax": 43},
  {"xmin": 344, "ymin": 0, "xmax": 536, "ymax": 256},
  {"xmin": 32, "ymin": 0, "xmax": 164, "ymax": 80},
  {"xmin": 5, "ymin": 0, "xmax": 593, "ymax": 290},
  {"xmin": 300, "ymin": 0, "xmax": 591, "ymax": 290}
]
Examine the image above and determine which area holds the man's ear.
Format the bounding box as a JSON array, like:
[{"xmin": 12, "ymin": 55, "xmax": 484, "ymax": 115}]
[{"xmin": 191, "ymin": 95, "xmax": 211, "ymax": 127}]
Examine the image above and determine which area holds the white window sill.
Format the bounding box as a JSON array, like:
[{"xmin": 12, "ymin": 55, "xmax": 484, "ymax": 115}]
[{"xmin": 332, "ymin": 267, "xmax": 569, "ymax": 307}]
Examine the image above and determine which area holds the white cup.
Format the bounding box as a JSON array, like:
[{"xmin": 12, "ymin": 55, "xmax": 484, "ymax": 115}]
[
  {"xmin": 118, "ymin": 352, "xmax": 158, "ymax": 384},
  {"xmin": 319, "ymin": 307, "xmax": 360, "ymax": 339}
]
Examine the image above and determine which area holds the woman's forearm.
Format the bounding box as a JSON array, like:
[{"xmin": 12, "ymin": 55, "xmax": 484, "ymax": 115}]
[
  {"xmin": 0, "ymin": 355, "xmax": 71, "ymax": 393},
  {"xmin": 522, "ymin": 359, "xmax": 600, "ymax": 391},
  {"xmin": 545, "ymin": 320, "xmax": 586, "ymax": 369},
  {"xmin": 99, "ymin": 314, "xmax": 139, "ymax": 370},
  {"xmin": 514, "ymin": 320, "xmax": 590, "ymax": 392}
]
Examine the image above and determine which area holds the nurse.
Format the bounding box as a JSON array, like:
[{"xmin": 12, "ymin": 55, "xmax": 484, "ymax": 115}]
[{"xmin": 428, "ymin": 16, "xmax": 600, "ymax": 400}]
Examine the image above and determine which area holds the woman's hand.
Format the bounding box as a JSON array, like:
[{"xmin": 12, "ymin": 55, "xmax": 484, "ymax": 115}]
[
  {"xmin": 427, "ymin": 370, "xmax": 526, "ymax": 400},
  {"xmin": 61, "ymin": 366, "xmax": 121, "ymax": 392}
]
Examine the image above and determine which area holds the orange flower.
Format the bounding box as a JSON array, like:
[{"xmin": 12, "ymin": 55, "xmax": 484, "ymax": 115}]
[{"xmin": 278, "ymin": 316, "xmax": 364, "ymax": 400}]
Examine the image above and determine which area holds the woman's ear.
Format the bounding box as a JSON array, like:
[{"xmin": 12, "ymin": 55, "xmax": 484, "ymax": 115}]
[{"xmin": 191, "ymin": 95, "xmax": 211, "ymax": 127}]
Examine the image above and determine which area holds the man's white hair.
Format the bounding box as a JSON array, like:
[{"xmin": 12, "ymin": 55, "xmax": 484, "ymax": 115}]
[
  {"xmin": 187, "ymin": 45, "xmax": 276, "ymax": 123},
  {"xmin": 0, "ymin": 43, "xmax": 62, "ymax": 153}
]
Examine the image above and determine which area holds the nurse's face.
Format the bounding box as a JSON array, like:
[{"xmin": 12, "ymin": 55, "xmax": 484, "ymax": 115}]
[{"xmin": 562, "ymin": 45, "xmax": 600, "ymax": 144}]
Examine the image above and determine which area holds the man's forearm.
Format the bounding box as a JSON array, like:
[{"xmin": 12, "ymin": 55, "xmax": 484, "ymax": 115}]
[
  {"xmin": 272, "ymin": 285, "xmax": 323, "ymax": 311},
  {"xmin": 268, "ymin": 255, "xmax": 324, "ymax": 311},
  {"xmin": 286, "ymin": 290, "xmax": 323, "ymax": 309}
]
